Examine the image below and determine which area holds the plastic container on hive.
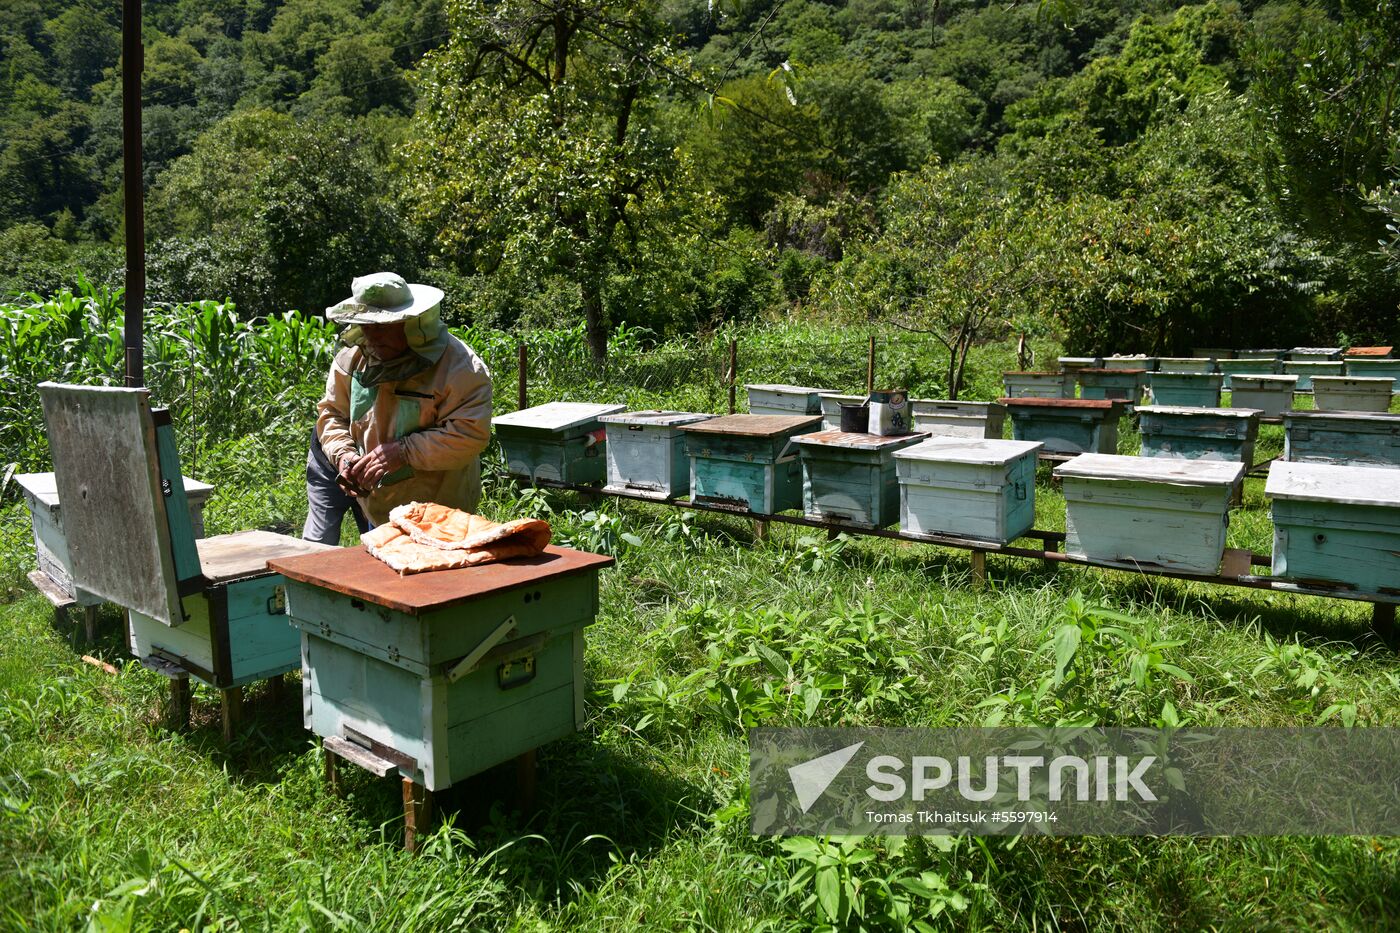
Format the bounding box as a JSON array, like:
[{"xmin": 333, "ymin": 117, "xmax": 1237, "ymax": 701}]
[
  {"xmin": 1311, "ymin": 376, "xmax": 1394, "ymax": 412},
  {"xmin": 1002, "ymin": 398, "xmax": 1121, "ymax": 455},
  {"xmin": 1156, "ymin": 357, "xmax": 1217, "ymax": 374},
  {"xmin": 1343, "ymin": 358, "xmax": 1400, "ymax": 390},
  {"xmin": 599, "ymin": 411, "xmax": 714, "ymax": 499},
  {"xmin": 1228, "ymin": 374, "xmax": 1298, "ymax": 418},
  {"xmin": 1055, "ymin": 454, "xmax": 1244, "ymax": 575},
  {"xmin": 1281, "ymin": 361, "xmax": 1345, "ymax": 391},
  {"xmin": 1077, "ymin": 368, "xmax": 1144, "ymax": 405},
  {"xmin": 1147, "ymin": 372, "xmax": 1224, "ymax": 407},
  {"xmin": 1217, "ymin": 358, "xmax": 1280, "ymax": 389},
  {"xmin": 910, "ymin": 399, "xmax": 1006, "ymax": 439},
  {"xmin": 793, "ymin": 430, "xmax": 926, "ymax": 527},
  {"xmin": 745, "ymin": 384, "xmax": 828, "ymax": 416},
  {"xmin": 818, "ymin": 393, "xmax": 867, "ymax": 431},
  {"xmin": 679, "ymin": 414, "xmax": 821, "ymax": 513},
  {"xmin": 1283, "ymin": 411, "xmax": 1400, "ymax": 469},
  {"xmin": 1136, "ymin": 406, "xmax": 1261, "ymax": 466},
  {"xmin": 894, "ymin": 438, "xmax": 1042, "ymax": 544},
  {"xmin": 1002, "ymin": 371, "xmax": 1075, "ymax": 399},
  {"xmin": 272, "ymin": 546, "xmax": 614, "ymax": 792},
  {"xmin": 1266, "ymin": 461, "xmax": 1400, "ymax": 599},
  {"xmin": 493, "ymin": 402, "xmax": 626, "ymax": 485}
]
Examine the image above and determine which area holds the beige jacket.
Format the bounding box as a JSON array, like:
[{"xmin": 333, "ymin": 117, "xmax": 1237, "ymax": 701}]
[{"xmin": 316, "ymin": 336, "xmax": 492, "ymax": 525}]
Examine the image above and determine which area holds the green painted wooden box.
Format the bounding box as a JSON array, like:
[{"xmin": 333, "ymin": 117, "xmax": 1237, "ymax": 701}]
[
  {"xmin": 1136, "ymin": 406, "xmax": 1260, "ymax": 466},
  {"xmin": 680, "ymin": 414, "xmax": 821, "ymax": 513},
  {"xmin": 745, "ymin": 384, "xmax": 828, "ymax": 416},
  {"xmin": 1147, "ymin": 372, "xmax": 1224, "ymax": 407},
  {"xmin": 1217, "ymin": 358, "xmax": 1280, "ymax": 389},
  {"xmin": 1228, "ymin": 375, "xmax": 1298, "ymax": 419},
  {"xmin": 272, "ymin": 546, "xmax": 614, "ymax": 792},
  {"xmin": 1312, "ymin": 376, "xmax": 1394, "ymax": 412},
  {"xmin": 910, "ymin": 399, "xmax": 1006, "ymax": 439},
  {"xmin": 1289, "ymin": 347, "xmax": 1342, "ymax": 362},
  {"xmin": 1156, "ymin": 357, "xmax": 1216, "ymax": 374},
  {"xmin": 1283, "ymin": 411, "xmax": 1400, "ymax": 469},
  {"xmin": 1102, "ymin": 355, "xmax": 1157, "ymax": 372},
  {"xmin": 1266, "ymin": 461, "xmax": 1400, "ymax": 600},
  {"xmin": 1281, "ymin": 361, "xmax": 1345, "ymax": 391},
  {"xmin": 1077, "ymin": 368, "xmax": 1144, "ymax": 405},
  {"xmin": 894, "ymin": 438, "xmax": 1042, "ymax": 544},
  {"xmin": 1002, "ymin": 371, "xmax": 1074, "ymax": 399},
  {"xmin": 819, "ymin": 393, "xmax": 867, "ymax": 431},
  {"xmin": 599, "ymin": 410, "xmax": 713, "ymax": 499},
  {"xmin": 793, "ymin": 431, "xmax": 926, "ymax": 528},
  {"xmin": 1002, "ymin": 398, "xmax": 1121, "ymax": 455},
  {"xmin": 1055, "ymin": 454, "xmax": 1244, "ymax": 574},
  {"xmin": 1344, "ymin": 358, "xmax": 1400, "ymax": 390},
  {"xmin": 493, "ymin": 402, "xmax": 626, "ymax": 485}
]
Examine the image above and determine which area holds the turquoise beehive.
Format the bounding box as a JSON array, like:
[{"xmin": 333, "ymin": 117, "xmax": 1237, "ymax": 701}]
[
  {"xmin": 680, "ymin": 413, "xmax": 821, "ymax": 513},
  {"xmin": 793, "ymin": 430, "xmax": 926, "ymax": 528},
  {"xmin": 1283, "ymin": 411, "xmax": 1400, "ymax": 468},
  {"xmin": 1002, "ymin": 398, "xmax": 1121, "ymax": 455},
  {"xmin": 1136, "ymin": 406, "xmax": 1260, "ymax": 466},
  {"xmin": 494, "ymin": 402, "xmax": 626, "ymax": 485}
]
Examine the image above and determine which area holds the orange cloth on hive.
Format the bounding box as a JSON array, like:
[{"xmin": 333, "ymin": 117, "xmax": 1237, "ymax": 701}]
[{"xmin": 362, "ymin": 501, "xmax": 552, "ymax": 575}]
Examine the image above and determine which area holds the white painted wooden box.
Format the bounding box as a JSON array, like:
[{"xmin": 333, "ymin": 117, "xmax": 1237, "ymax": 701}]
[
  {"xmin": 599, "ymin": 410, "xmax": 714, "ymax": 498},
  {"xmin": 493, "ymin": 402, "xmax": 626, "ymax": 484},
  {"xmin": 910, "ymin": 400, "xmax": 1006, "ymax": 439},
  {"xmin": 894, "ymin": 438, "xmax": 1042, "ymax": 544},
  {"xmin": 745, "ymin": 384, "xmax": 828, "ymax": 416},
  {"xmin": 1054, "ymin": 454, "xmax": 1244, "ymax": 574},
  {"xmin": 1229, "ymin": 375, "xmax": 1298, "ymax": 418},
  {"xmin": 1156, "ymin": 357, "xmax": 1216, "ymax": 374},
  {"xmin": 1312, "ymin": 377, "xmax": 1394, "ymax": 412},
  {"xmin": 1102, "ymin": 355, "xmax": 1157, "ymax": 372}
]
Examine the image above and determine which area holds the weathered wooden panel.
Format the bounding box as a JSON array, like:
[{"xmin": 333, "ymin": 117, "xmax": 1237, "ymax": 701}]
[
  {"xmin": 744, "ymin": 384, "xmax": 828, "ymax": 415},
  {"xmin": 895, "ymin": 438, "xmax": 1040, "ymax": 543},
  {"xmin": 795, "ymin": 432, "xmax": 923, "ymax": 527},
  {"xmin": 1137, "ymin": 407, "xmax": 1260, "ymax": 465},
  {"xmin": 1228, "ymin": 375, "xmax": 1298, "ymax": 418},
  {"xmin": 910, "ymin": 400, "xmax": 1006, "ymax": 439},
  {"xmin": 1312, "ymin": 376, "xmax": 1394, "ymax": 412},
  {"xmin": 1077, "ymin": 369, "xmax": 1144, "ymax": 405},
  {"xmin": 1147, "ymin": 373, "xmax": 1223, "ymax": 407},
  {"xmin": 690, "ymin": 455, "xmax": 802, "ymax": 513},
  {"xmin": 1282, "ymin": 412, "xmax": 1400, "ymax": 469},
  {"xmin": 1003, "ymin": 399, "xmax": 1120, "ymax": 455},
  {"xmin": 1002, "ymin": 372, "xmax": 1074, "ymax": 399},
  {"xmin": 38, "ymin": 383, "xmax": 183, "ymax": 626},
  {"xmin": 1267, "ymin": 461, "xmax": 1400, "ymax": 597},
  {"xmin": 1056, "ymin": 454, "xmax": 1241, "ymax": 574}
]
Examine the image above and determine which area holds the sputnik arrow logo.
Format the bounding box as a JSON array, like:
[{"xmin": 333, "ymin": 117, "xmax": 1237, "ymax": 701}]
[{"xmin": 788, "ymin": 741, "xmax": 865, "ymax": 813}]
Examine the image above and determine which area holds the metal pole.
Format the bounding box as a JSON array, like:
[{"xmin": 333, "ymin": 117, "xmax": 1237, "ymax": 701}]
[
  {"xmin": 517, "ymin": 343, "xmax": 527, "ymax": 411},
  {"xmin": 121, "ymin": 0, "xmax": 144, "ymax": 388},
  {"xmin": 727, "ymin": 339, "xmax": 737, "ymax": 415}
]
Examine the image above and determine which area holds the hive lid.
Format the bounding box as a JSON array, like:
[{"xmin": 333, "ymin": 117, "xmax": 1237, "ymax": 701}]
[
  {"xmin": 1058, "ymin": 356, "xmax": 1100, "ymax": 363},
  {"xmin": 1266, "ymin": 460, "xmax": 1400, "ymax": 507},
  {"xmin": 494, "ymin": 402, "xmax": 626, "ymax": 431},
  {"xmin": 598, "ymin": 410, "xmax": 715, "ymax": 427},
  {"xmin": 792, "ymin": 430, "xmax": 927, "ymax": 451},
  {"xmin": 677, "ymin": 413, "xmax": 822, "ymax": 437},
  {"xmin": 1283, "ymin": 410, "xmax": 1400, "ymax": 425},
  {"xmin": 1230, "ymin": 374, "xmax": 1299, "ymax": 385},
  {"xmin": 1136, "ymin": 406, "xmax": 1261, "ymax": 418},
  {"xmin": 999, "ymin": 397, "xmax": 1119, "ymax": 410},
  {"xmin": 895, "ymin": 437, "xmax": 1043, "ymax": 465},
  {"xmin": 1291, "ymin": 347, "xmax": 1342, "ymax": 355},
  {"xmin": 1149, "ymin": 372, "xmax": 1224, "ymax": 380},
  {"xmin": 744, "ymin": 383, "xmax": 828, "ymax": 394},
  {"xmin": 818, "ymin": 392, "xmax": 867, "ymax": 404},
  {"xmin": 1054, "ymin": 453, "xmax": 1244, "ymax": 487},
  {"xmin": 1078, "ymin": 367, "xmax": 1146, "ymax": 375},
  {"xmin": 912, "ymin": 398, "xmax": 1005, "ymax": 414},
  {"xmin": 1311, "ymin": 376, "xmax": 1395, "ymax": 386},
  {"xmin": 1156, "ymin": 357, "xmax": 1212, "ymax": 364},
  {"xmin": 1344, "ymin": 346, "xmax": 1393, "ymax": 357}
]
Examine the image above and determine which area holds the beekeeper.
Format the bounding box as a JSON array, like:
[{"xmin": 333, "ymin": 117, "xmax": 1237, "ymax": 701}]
[{"xmin": 303, "ymin": 272, "xmax": 492, "ymax": 541}]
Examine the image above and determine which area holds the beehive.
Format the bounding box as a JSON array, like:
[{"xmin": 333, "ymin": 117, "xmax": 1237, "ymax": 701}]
[
  {"xmin": 909, "ymin": 399, "xmax": 1006, "ymax": 439},
  {"xmin": 16, "ymin": 471, "xmax": 214, "ymax": 607},
  {"xmin": 272, "ymin": 546, "xmax": 613, "ymax": 792},
  {"xmin": 1002, "ymin": 371, "xmax": 1075, "ymax": 399},
  {"xmin": 599, "ymin": 411, "xmax": 714, "ymax": 499},
  {"xmin": 493, "ymin": 402, "xmax": 626, "ymax": 485},
  {"xmin": 1057, "ymin": 356, "xmax": 1102, "ymax": 374},
  {"xmin": 1266, "ymin": 461, "xmax": 1400, "ymax": 599},
  {"xmin": 1002, "ymin": 398, "xmax": 1121, "ymax": 455},
  {"xmin": 1136, "ymin": 406, "xmax": 1260, "ymax": 466},
  {"xmin": 1192, "ymin": 347, "xmax": 1233, "ymax": 360},
  {"xmin": 679, "ymin": 414, "xmax": 821, "ymax": 513},
  {"xmin": 1147, "ymin": 372, "xmax": 1224, "ymax": 407},
  {"xmin": 1289, "ymin": 347, "xmax": 1342, "ymax": 362},
  {"xmin": 1236, "ymin": 348, "xmax": 1289, "ymax": 361},
  {"xmin": 1281, "ymin": 361, "xmax": 1345, "ymax": 391},
  {"xmin": 1156, "ymin": 357, "xmax": 1217, "ymax": 374},
  {"xmin": 1055, "ymin": 454, "xmax": 1244, "ymax": 575},
  {"xmin": 1228, "ymin": 374, "xmax": 1298, "ymax": 418},
  {"xmin": 744, "ymin": 384, "xmax": 828, "ymax": 415},
  {"xmin": 1217, "ymin": 358, "xmax": 1280, "ymax": 388},
  {"xmin": 1344, "ymin": 358, "xmax": 1400, "ymax": 389},
  {"xmin": 1311, "ymin": 376, "xmax": 1394, "ymax": 412},
  {"xmin": 894, "ymin": 438, "xmax": 1042, "ymax": 544},
  {"xmin": 818, "ymin": 393, "xmax": 868, "ymax": 431},
  {"xmin": 1077, "ymin": 368, "xmax": 1144, "ymax": 405},
  {"xmin": 792, "ymin": 431, "xmax": 925, "ymax": 528},
  {"xmin": 1283, "ymin": 411, "xmax": 1400, "ymax": 469},
  {"xmin": 1102, "ymin": 355, "xmax": 1157, "ymax": 372}
]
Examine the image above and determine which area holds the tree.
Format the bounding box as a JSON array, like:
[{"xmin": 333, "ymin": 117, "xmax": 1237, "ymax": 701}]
[{"xmin": 405, "ymin": 0, "xmax": 686, "ymax": 359}]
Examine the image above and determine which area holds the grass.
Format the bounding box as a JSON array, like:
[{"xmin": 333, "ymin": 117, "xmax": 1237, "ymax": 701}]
[{"xmin": 3, "ymin": 324, "xmax": 1400, "ymax": 930}]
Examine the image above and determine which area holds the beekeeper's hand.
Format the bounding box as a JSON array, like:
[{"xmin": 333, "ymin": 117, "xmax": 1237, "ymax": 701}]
[
  {"xmin": 336, "ymin": 455, "xmax": 365, "ymax": 497},
  {"xmin": 349, "ymin": 440, "xmax": 407, "ymax": 489}
]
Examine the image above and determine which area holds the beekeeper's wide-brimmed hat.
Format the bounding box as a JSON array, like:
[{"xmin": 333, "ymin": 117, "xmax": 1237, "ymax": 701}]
[{"xmin": 326, "ymin": 272, "xmax": 444, "ymax": 324}]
